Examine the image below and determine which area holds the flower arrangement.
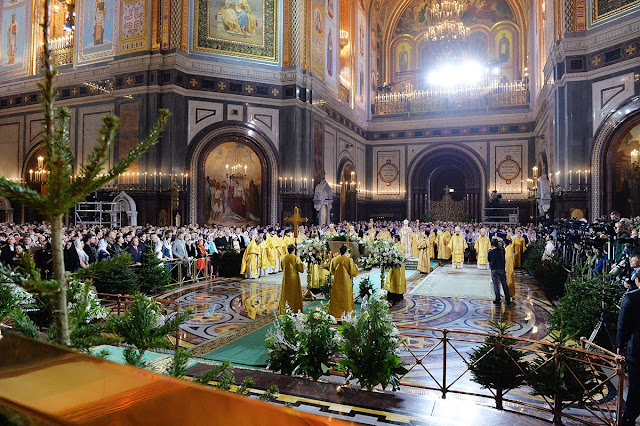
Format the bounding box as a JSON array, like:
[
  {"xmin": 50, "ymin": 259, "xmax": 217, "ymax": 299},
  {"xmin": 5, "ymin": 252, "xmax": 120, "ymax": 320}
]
[
  {"xmin": 0, "ymin": 269, "xmax": 35, "ymax": 318},
  {"xmin": 297, "ymin": 238, "xmax": 328, "ymax": 264},
  {"xmin": 338, "ymin": 293, "xmax": 407, "ymax": 391},
  {"xmin": 361, "ymin": 240, "xmax": 405, "ymax": 269},
  {"xmin": 266, "ymin": 305, "xmax": 340, "ymax": 380}
]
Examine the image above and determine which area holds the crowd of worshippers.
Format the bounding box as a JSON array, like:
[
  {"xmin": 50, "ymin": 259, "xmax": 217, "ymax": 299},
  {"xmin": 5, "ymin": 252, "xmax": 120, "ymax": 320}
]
[
  {"xmin": 0, "ymin": 223, "xmax": 261, "ymax": 278},
  {"xmin": 0, "ymin": 221, "xmax": 535, "ymax": 277}
]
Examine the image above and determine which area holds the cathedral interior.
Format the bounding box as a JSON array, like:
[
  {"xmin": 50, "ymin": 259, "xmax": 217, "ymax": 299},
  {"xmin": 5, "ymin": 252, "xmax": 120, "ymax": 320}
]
[{"xmin": 0, "ymin": 0, "xmax": 639, "ymax": 225}]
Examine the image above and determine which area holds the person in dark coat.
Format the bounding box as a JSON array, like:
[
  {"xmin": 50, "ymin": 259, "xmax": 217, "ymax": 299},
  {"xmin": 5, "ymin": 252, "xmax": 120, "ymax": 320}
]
[
  {"xmin": 63, "ymin": 240, "xmax": 81, "ymax": 272},
  {"xmin": 128, "ymin": 236, "xmax": 145, "ymax": 265},
  {"xmin": 617, "ymin": 272, "xmax": 640, "ymax": 425},
  {"xmin": 1, "ymin": 235, "xmax": 16, "ymax": 266}
]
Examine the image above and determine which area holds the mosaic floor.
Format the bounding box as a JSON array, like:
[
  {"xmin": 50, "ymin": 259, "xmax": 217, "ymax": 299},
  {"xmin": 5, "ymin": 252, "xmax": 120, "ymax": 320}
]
[{"xmin": 157, "ymin": 264, "xmax": 558, "ymax": 424}]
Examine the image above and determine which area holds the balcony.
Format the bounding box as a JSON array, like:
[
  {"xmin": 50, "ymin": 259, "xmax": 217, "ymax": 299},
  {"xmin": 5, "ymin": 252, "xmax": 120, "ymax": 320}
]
[
  {"xmin": 373, "ymin": 81, "xmax": 529, "ymax": 117},
  {"xmin": 37, "ymin": 34, "xmax": 74, "ymax": 68}
]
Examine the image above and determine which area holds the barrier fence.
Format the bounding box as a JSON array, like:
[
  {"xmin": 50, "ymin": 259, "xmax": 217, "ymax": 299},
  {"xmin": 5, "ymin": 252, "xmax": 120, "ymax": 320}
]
[{"xmin": 394, "ymin": 324, "xmax": 623, "ymax": 425}]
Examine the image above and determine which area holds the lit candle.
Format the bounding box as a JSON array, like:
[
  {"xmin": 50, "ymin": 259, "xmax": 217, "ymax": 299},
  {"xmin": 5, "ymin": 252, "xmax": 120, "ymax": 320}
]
[
  {"xmin": 144, "ymin": 172, "xmax": 147, "ymax": 186},
  {"xmin": 631, "ymin": 149, "xmax": 639, "ymax": 165},
  {"xmin": 578, "ymin": 170, "xmax": 581, "ymax": 187},
  {"xmin": 181, "ymin": 173, "xmax": 184, "ymax": 187},
  {"xmin": 29, "ymin": 169, "xmax": 33, "ymax": 181},
  {"xmin": 569, "ymin": 170, "xmax": 572, "ymax": 186}
]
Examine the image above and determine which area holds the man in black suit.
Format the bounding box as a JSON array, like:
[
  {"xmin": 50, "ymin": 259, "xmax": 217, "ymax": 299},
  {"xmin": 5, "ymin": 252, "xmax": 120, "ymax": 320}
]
[
  {"xmin": 617, "ymin": 271, "xmax": 640, "ymax": 425},
  {"xmin": 1, "ymin": 235, "xmax": 16, "ymax": 266},
  {"xmin": 215, "ymin": 228, "xmax": 234, "ymax": 250},
  {"xmin": 128, "ymin": 236, "xmax": 145, "ymax": 265}
]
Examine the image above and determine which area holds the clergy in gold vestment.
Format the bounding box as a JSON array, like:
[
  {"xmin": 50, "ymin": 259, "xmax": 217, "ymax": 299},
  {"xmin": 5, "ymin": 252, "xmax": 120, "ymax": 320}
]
[
  {"xmin": 505, "ymin": 242, "xmax": 516, "ymax": 297},
  {"xmin": 411, "ymin": 230, "xmax": 421, "ymax": 258},
  {"xmin": 329, "ymin": 244, "xmax": 358, "ymax": 319},
  {"xmin": 385, "ymin": 235, "xmax": 407, "ymax": 302},
  {"xmin": 399, "ymin": 220, "xmax": 413, "ymax": 253},
  {"xmin": 306, "ymin": 263, "xmax": 330, "ymax": 290},
  {"xmin": 437, "ymin": 230, "xmax": 452, "ymax": 260},
  {"xmin": 240, "ymin": 236, "xmax": 262, "ymax": 278},
  {"xmin": 279, "ymin": 244, "xmax": 305, "ymax": 314},
  {"xmin": 511, "ymin": 232, "xmax": 527, "ymax": 268},
  {"xmin": 428, "ymin": 230, "xmax": 437, "ymax": 259},
  {"xmin": 417, "ymin": 233, "xmax": 431, "ymax": 274},
  {"xmin": 474, "ymin": 228, "xmax": 491, "ymax": 269},
  {"xmin": 364, "ymin": 221, "xmax": 377, "ymax": 241},
  {"xmin": 448, "ymin": 227, "xmax": 468, "ymax": 268},
  {"xmin": 376, "ymin": 226, "xmax": 393, "ymax": 242}
]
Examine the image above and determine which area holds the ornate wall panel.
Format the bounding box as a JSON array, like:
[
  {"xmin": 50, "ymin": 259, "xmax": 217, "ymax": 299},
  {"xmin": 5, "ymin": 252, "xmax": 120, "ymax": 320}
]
[
  {"xmin": 76, "ymin": 0, "xmax": 119, "ymax": 65},
  {"xmin": 592, "ymin": 72, "xmax": 635, "ymax": 135},
  {"xmin": 591, "ymin": 0, "xmax": 640, "ymax": 27},
  {"xmin": 0, "ymin": 117, "xmax": 22, "ymax": 180},
  {"xmin": 0, "ymin": 0, "xmax": 32, "ymax": 77},
  {"xmin": 119, "ymin": 0, "xmax": 149, "ymax": 54},
  {"xmin": 192, "ymin": 0, "xmax": 278, "ymax": 62}
]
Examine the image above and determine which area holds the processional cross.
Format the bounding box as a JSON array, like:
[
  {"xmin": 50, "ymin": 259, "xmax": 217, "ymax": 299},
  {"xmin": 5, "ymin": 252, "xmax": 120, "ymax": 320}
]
[{"xmin": 285, "ymin": 207, "xmax": 307, "ymax": 240}]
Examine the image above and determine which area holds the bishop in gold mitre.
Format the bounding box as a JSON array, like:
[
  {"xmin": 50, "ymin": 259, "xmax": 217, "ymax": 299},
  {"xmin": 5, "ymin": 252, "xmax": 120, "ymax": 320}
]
[{"xmin": 474, "ymin": 228, "xmax": 491, "ymax": 269}]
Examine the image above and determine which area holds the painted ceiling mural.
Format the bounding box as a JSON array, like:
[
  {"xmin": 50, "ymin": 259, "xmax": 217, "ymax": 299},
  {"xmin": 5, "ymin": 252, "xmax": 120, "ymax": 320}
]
[{"xmin": 394, "ymin": 0, "xmax": 515, "ymax": 36}]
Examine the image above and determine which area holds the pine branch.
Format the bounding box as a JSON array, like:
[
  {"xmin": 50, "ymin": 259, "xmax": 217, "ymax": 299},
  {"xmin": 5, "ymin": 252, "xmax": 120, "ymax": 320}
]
[
  {"xmin": 0, "ymin": 179, "xmax": 45, "ymax": 210},
  {"xmin": 194, "ymin": 360, "xmax": 231, "ymax": 385},
  {"xmin": 8, "ymin": 309, "xmax": 40, "ymax": 340},
  {"xmin": 71, "ymin": 253, "xmax": 132, "ymax": 281},
  {"xmin": 71, "ymin": 109, "xmax": 170, "ymax": 198}
]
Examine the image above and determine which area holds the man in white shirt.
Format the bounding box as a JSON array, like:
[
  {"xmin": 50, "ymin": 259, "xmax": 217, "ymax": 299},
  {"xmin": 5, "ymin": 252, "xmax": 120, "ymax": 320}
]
[{"xmin": 542, "ymin": 234, "xmax": 555, "ymax": 261}]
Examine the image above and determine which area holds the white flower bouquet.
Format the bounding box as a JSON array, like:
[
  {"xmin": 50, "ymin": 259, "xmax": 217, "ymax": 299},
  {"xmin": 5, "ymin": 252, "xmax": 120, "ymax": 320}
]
[
  {"xmin": 362, "ymin": 240, "xmax": 405, "ymax": 269},
  {"xmin": 297, "ymin": 238, "xmax": 328, "ymax": 264}
]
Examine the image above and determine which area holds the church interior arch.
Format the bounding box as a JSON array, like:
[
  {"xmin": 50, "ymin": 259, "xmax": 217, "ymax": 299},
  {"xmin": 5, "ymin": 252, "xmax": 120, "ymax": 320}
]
[
  {"xmin": 336, "ymin": 159, "xmax": 358, "ymax": 222},
  {"xmin": 598, "ymin": 112, "xmax": 640, "ymax": 218},
  {"xmin": 409, "ymin": 146, "xmax": 485, "ymax": 221},
  {"xmin": 189, "ymin": 125, "xmax": 278, "ymax": 227}
]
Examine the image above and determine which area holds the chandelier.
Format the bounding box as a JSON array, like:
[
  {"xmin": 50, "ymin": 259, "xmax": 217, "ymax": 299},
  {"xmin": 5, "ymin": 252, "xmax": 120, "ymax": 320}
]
[
  {"xmin": 225, "ymin": 162, "xmax": 247, "ymax": 181},
  {"xmin": 426, "ymin": 0, "xmax": 470, "ymax": 42},
  {"xmin": 28, "ymin": 156, "xmax": 50, "ymax": 184}
]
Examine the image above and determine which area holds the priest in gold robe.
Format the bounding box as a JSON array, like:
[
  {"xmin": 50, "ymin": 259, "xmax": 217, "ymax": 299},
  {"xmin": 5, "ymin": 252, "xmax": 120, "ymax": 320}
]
[
  {"xmin": 399, "ymin": 219, "xmax": 413, "ymax": 254},
  {"xmin": 329, "ymin": 244, "xmax": 358, "ymax": 319},
  {"xmin": 376, "ymin": 226, "xmax": 392, "ymax": 242},
  {"xmin": 364, "ymin": 220, "xmax": 377, "ymax": 241},
  {"xmin": 505, "ymin": 241, "xmax": 516, "ymax": 297},
  {"xmin": 511, "ymin": 230, "xmax": 527, "ymax": 268},
  {"xmin": 448, "ymin": 226, "xmax": 468, "ymax": 268},
  {"xmin": 385, "ymin": 235, "xmax": 407, "ymax": 303},
  {"xmin": 278, "ymin": 244, "xmax": 305, "ymax": 314},
  {"xmin": 428, "ymin": 228, "xmax": 437, "ymax": 259},
  {"xmin": 417, "ymin": 231, "xmax": 431, "ymax": 274},
  {"xmin": 474, "ymin": 228, "xmax": 491, "ymax": 269},
  {"xmin": 240, "ymin": 236, "xmax": 262, "ymax": 278},
  {"xmin": 410, "ymin": 223, "xmax": 421, "ymax": 258},
  {"xmin": 437, "ymin": 228, "xmax": 451, "ymax": 260}
]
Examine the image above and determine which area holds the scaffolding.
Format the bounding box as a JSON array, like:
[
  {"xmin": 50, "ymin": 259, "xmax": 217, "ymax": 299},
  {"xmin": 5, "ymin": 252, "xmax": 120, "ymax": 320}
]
[{"xmin": 75, "ymin": 201, "xmax": 123, "ymax": 227}]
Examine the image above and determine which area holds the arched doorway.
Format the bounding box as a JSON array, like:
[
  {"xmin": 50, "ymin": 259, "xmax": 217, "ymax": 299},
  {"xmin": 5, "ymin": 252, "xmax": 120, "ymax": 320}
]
[
  {"xmin": 408, "ymin": 145, "xmax": 485, "ymax": 221},
  {"xmin": 188, "ymin": 124, "xmax": 279, "ymax": 226},
  {"xmin": 338, "ymin": 160, "xmax": 358, "ymax": 222},
  {"xmin": 21, "ymin": 145, "xmax": 50, "ymax": 223},
  {"xmin": 592, "ymin": 96, "xmax": 640, "ymax": 218}
]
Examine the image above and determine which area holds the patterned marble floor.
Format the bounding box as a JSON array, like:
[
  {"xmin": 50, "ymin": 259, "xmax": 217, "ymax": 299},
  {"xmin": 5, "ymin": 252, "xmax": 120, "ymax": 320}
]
[{"xmin": 159, "ymin": 265, "xmax": 559, "ymax": 424}]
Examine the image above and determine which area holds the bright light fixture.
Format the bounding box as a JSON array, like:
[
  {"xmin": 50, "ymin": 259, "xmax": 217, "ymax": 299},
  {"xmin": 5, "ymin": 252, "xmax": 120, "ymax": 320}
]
[{"xmin": 426, "ymin": 60, "xmax": 486, "ymax": 88}]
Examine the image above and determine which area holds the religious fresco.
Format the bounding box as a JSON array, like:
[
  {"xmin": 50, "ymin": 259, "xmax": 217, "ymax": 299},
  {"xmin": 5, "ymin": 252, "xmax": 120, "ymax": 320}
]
[
  {"xmin": 394, "ymin": 0, "xmax": 514, "ymax": 36},
  {"xmin": 193, "ymin": 0, "xmax": 278, "ymax": 62},
  {"xmin": 77, "ymin": 0, "xmax": 118, "ymax": 65},
  {"xmin": 204, "ymin": 142, "xmax": 262, "ymax": 226},
  {"xmin": 395, "ymin": 41, "xmax": 411, "ymax": 72},
  {"xmin": 311, "ymin": 0, "xmax": 324, "ymax": 79},
  {"xmin": 592, "ymin": 0, "xmax": 640, "ymax": 25},
  {"xmin": 0, "ymin": 0, "xmax": 31, "ymax": 77},
  {"xmin": 612, "ymin": 123, "xmax": 640, "ymax": 217},
  {"xmin": 324, "ymin": 0, "xmax": 338, "ymax": 90},
  {"xmin": 355, "ymin": 0, "xmax": 366, "ymax": 108},
  {"xmin": 118, "ymin": 0, "xmax": 148, "ymax": 53}
]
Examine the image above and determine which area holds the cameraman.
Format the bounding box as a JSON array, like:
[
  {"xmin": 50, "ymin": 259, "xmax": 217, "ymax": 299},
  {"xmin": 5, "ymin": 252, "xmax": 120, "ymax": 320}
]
[{"xmin": 616, "ymin": 273, "xmax": 640, "ymax": 425}]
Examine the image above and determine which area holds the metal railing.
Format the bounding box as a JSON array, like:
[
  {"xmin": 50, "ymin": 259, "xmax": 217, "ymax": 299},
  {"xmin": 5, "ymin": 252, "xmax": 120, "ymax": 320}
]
[
  {"xmin": 395, "ymin": 324, "xmax": 624, "ymax": 425},
  {"xmin": 165, "ymin": 257, "xmax": 217, "ymax": 287},
  {"xmin": 373, "ymin": 83, "xmax": 529, "ymax": 115}
]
